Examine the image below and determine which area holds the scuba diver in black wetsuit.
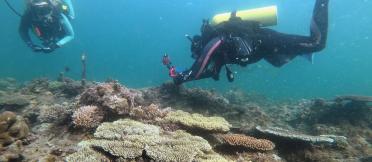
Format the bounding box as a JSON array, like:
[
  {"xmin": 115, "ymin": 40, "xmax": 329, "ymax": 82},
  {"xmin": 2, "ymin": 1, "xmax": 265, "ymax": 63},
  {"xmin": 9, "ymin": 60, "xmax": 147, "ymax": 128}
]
[
  {"xmin": 19, "ymin": 0, "xmax": 75, "ymax": 53},
  {"xmin": 163, "ymin": 0, "xmax": 330, "ymax": 85}
]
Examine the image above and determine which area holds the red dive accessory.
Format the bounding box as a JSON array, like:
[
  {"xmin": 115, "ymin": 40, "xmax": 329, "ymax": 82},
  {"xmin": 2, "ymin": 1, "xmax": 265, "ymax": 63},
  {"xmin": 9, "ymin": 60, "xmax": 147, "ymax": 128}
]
[
  {"xmin": 34, "ymin": 26, "xmax": 42, "ymax": 37},
  {"xmin": 162, "ymin": 54, "xmax": 180, "ymax": 78},
  {"xmin": 169, "ymin": 66, "xmax": 178, "ymax": 78},
  {"xmin": 162, "ymin": 54, "xmax": 171, "ymax": 66}
]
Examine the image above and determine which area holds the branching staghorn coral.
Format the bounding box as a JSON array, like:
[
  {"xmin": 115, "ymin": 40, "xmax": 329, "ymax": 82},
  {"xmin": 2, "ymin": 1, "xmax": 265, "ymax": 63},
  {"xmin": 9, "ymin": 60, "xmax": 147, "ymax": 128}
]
[
  {"xmin": 164, "ymin": 110, "xmax": 231, "ymax": 133},
  {"xmin": 217, "ymin": 134, "xmax": 275, "ymax": 151},
  {"xmin": 66, "ymin": 119, "xmax": 228, "ymax": 162},
  {"xmin": 72, "ymin": 105, "xmax": 104, "ymax": 129}
]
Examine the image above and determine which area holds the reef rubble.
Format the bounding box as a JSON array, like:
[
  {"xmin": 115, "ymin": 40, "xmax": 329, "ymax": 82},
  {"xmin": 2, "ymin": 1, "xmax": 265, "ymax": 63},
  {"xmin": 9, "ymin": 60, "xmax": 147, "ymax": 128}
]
[{"xmin": 0, "ymin": 78, "xmax": 370, "ymax": 162}]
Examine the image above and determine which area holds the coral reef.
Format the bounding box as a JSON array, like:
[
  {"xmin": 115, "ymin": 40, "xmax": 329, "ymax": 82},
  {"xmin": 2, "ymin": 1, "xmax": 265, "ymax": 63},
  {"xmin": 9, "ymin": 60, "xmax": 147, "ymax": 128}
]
[
  {"xmin": 67, "ymin": 119, "xmax": 228, "ymax": 162},
  {"xmin": 0, "ymin": 111, "xmax": 29, "ymax": 147},
  {"xmin": 38, "ymin": 103, "xmax": 73, "ymax": 124},
  {"xmin": 335, "ymin": 95, "xmax": 372, "ymax": 103},
  {"xmin": 224, "ymin": 89, "xmax": 268, "ymax": 105},
  {"xmin": 225, "ymin": 103, "xmax": 273, "ymax": 130},
  {"xmin": 217, "ymin": 134, "xmax": 275, "ymax": 151},
  {"xmin": 255, "ymin": 126, "xmax": 346, "ymax": 145},
  {"xmin": 0, "ymin": 93, "xmax": 30, "ymax": 109},
  {"xmin": 294, "ymin": 96, "xmax": 372, "ymax": 133},
  {"xmin": 49, "ymin": 79, "xmax": 85, "ymax": 97},
  {"xmin": 164, "ymin": 110, "xmax": 231, "ymax": 133},
  {"xmin": 182, "ymin": 88, "xmax": 230, "ymax": 108},
  {"xmin": 143, "ymin": 82, "xmax": 230, "ymax": 113},
  {"xmin": 0, "ymin": 78, "xmax": 17, "ymax": 91},
  {"xmin": 129, "ymin": 104, "xmax": 171, "ymax": 123},
  {"xmin": 0, "ymin": 140, "xmax": 24, "ymax": 162},
  {"xmin": 78, "ymin": 82, "xmax": 144, "ymax": 115},
  {"xmin": 22, "ymin": 78, "xmax": 84, "ymax": 98},
  {"xmin": 65, "ymin": 147, "xmax": 111, "ymax": 162},
  {"xmin": 72, "ymin": 105, "xmax": 104, "ymax": 129},
  {"xmin": 0, "ymin": 78, "xmax": 370, "ymax": 162}
]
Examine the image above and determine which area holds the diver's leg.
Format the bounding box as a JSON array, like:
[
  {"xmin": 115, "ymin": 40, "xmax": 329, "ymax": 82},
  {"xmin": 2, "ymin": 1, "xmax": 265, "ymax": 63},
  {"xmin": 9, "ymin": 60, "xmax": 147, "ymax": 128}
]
[
  {"xmin": 261, "ymin": 0, "xmax": 330, "ymax": 67},
  {"xmin": 309, "ymin": 0, "xmax": 329, "ymax": 51}
]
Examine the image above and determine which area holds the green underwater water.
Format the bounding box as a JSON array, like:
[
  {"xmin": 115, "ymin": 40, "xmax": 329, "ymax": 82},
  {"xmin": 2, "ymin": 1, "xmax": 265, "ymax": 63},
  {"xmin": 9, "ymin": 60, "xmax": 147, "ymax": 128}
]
[{"xmin": 0, "ymin": 0, "xmax": 372, "ymax": 100}]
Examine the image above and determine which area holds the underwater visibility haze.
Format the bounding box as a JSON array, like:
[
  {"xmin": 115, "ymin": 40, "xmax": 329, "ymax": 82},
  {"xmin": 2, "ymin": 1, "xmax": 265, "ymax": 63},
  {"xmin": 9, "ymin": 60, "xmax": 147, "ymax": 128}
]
[{"xmin": 0, "ymin": 0, "xmax": 371, "ymax": 162}]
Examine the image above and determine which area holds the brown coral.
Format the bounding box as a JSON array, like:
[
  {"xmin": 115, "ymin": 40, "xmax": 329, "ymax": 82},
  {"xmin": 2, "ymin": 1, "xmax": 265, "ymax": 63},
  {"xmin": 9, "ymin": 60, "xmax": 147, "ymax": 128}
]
[
  {"xmin": 72, "ymin": 105, "xmax": 104, "ymax": 129},
  {"xmin": 0, "ymin": 111, "xmax": 29, "ymax": 147},
  {"xmin": 218, "ymin": 134, "xmax": 275, "ymax": 151},
  {"xmin": 129, "ymin": 104, "xmax": 170, "ymax": 122}
]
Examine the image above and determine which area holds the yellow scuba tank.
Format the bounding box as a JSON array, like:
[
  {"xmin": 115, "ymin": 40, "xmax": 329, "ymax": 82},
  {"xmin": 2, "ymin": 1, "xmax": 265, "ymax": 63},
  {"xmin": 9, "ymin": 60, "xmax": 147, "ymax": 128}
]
[{"xmin": 211, "ymin": 6, "xmax": 278, "ymax": 27}]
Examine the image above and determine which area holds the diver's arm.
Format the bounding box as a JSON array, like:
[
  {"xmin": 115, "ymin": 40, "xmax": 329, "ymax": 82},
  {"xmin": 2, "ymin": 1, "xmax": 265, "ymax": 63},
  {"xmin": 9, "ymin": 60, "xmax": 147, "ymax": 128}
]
[
  {"xmin": 19, "ymin": 13, "xmax": 44, "ymax": 52},
  {"xmin": 56, "ymin": 14, "xmax": 75, "ymax": 47},
  {"xmin": 19, "ymin": 13, "xmax": 33, "ymax": 47},
  {"xmin": 172, "ymin": 69, "xmax": 215, "ymax": 85},
  {"xmin": 260, "ymin": 0, "xmax": 329, "ymax": 67},
  {"xmin": 62, "ymin": 0, "xmax": 75, "ymax": 19},
  {"xmin": 173, "ymin": 58, "xmax": 224, "ymax": 85}
]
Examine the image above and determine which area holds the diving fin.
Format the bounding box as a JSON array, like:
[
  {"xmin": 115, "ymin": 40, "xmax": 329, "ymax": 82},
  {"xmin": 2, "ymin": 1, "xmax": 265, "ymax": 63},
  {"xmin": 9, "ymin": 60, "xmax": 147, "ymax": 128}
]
[{"xmin": 302, "ymin": 53, "xmax": 314, "ymax": 64}]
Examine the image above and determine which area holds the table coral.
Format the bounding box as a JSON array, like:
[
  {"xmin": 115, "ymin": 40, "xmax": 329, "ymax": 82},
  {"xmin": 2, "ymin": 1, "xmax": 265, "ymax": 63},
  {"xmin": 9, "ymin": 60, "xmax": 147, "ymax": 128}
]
[
  {"xmin": 66, "ymin": 119, "xmax": 228, "ymax": 162},
  {"xmin": 256, "ymin": 126, "xmax": 339, "ymax": 145},
  {"xmin": 65, "ymin": 147, "xmax": 111, "ymax": 162},
  {"xmin": 164, "ymin": 110, "xmax": 231, "ymax": 133}
]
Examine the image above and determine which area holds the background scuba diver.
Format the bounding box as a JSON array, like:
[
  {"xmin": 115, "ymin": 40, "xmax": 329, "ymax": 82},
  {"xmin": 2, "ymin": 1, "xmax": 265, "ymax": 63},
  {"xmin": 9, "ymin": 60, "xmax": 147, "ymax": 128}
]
[
  {"xmin": 19, "ymin": 0, "xmax": 75, "ymax": 53},
  {"xmin": 163, "ymin": 0, "xmax": 329, "ymax": 85}
]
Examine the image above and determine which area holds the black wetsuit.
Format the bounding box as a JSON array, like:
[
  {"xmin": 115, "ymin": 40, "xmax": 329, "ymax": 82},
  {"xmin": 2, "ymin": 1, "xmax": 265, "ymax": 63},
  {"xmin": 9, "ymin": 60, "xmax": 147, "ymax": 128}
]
[
  {"xmin": 19, "ymin": 2, "xmax": 75, "ymax": 53},
  {"xmin": 174, "ymin": 0, "xmax": 329, "ymax": 84},
  {"xmin": 19, "ymin": 9, "xmax": 65, "ymax": 46}
]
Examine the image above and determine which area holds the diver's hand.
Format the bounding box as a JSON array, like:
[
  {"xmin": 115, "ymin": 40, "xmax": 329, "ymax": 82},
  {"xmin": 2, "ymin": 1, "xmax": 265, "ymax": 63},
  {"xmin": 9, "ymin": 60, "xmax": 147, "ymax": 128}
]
[
  {"xmin": 42, "ymin": 43, "xmax": 59, "ymax": 53},
  {"xmin": 30, "ymin": 45, "xmax": 43, "ymax": 53},
  {"xmin": 41, "ymin": 47, "xmax": 55, "ymax": 54}
]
